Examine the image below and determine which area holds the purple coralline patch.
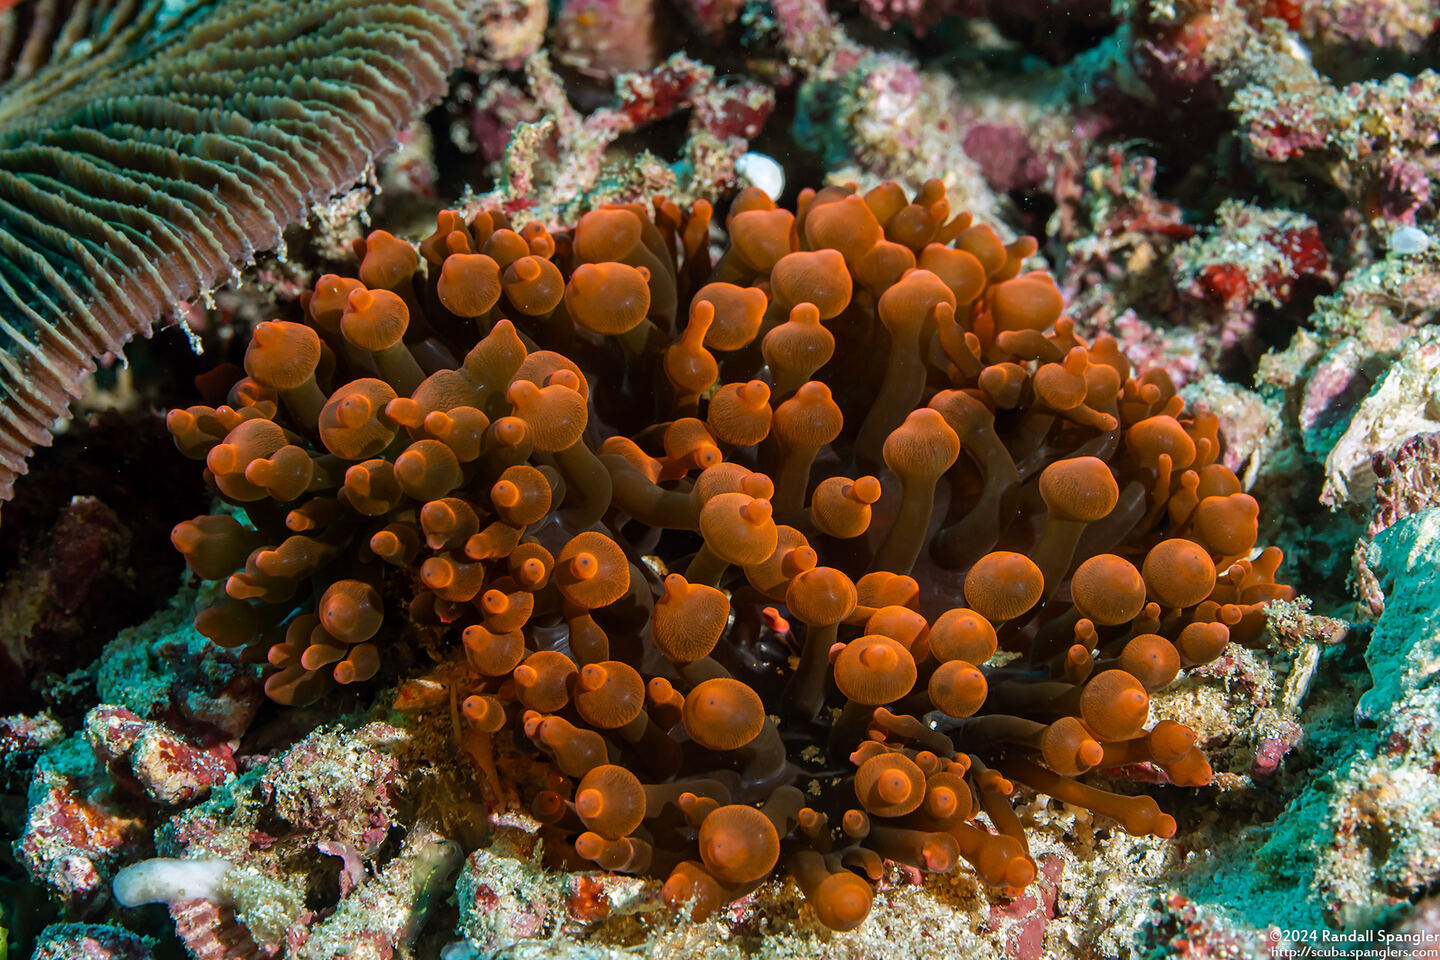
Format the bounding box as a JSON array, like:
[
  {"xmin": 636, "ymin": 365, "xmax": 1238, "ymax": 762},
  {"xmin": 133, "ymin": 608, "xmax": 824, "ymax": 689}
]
[
  {"xmin": 986, "ymin": 855, "xmax": 1063, "ymax": 960},
  {"xmin": 1304, "ymin": 0, "xmax": 1436, "ymax": 50},
  {"xmin": 1247, "ymin": 109, "xmax": 1329, "ymax": 163},
  {"xmin": 554, "ymin": 0, "xmax": 661, "ymax": 78},
  {"xmin": 1299, "ymin": 341, "xmax": 1377, "ymax": 445},
  {"xmin": 316, "ymin": 840, "xmax": 368, "ymax": 897},
  {"xmin": 1252, "ymin": 719, "xmax": 1305, "ymax": 781},
  {"xmin": 1107, "ymin": 313, "xmax": 1205, "ymax": 386},
  {"xmin": 468, "ymin": 82, "xmax": 541, "ymax": 166},
  {"xmin": 963, "ymin": 124, "xmax": 1047, "ymax": 194},
  {"xmin": 1377, "ymin": 159, "xmax": 1433, "ymax": 225}
]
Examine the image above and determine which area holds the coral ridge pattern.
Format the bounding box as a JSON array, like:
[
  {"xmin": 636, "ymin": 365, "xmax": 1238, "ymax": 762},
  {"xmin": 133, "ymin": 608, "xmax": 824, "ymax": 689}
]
[
  {"xmin": 167, "ymin": 181, "xmax": 1293, "ymax": 930},
  {"xmin": 0, "ymin": 0, "xmax": 467, "ymax": 505}
]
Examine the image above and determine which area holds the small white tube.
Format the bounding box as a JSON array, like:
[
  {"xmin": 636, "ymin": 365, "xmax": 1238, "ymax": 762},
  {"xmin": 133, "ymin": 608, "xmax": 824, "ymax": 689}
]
[{"xmin": 113, "ymin": 858, "xmax": 234, "ymax": 907}]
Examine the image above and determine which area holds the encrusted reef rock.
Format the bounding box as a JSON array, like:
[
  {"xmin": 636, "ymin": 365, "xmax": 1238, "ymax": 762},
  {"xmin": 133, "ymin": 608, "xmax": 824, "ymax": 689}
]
[
  {"xmin": 100, "ymin": 716, "xmax": 477, "ymax": 960},
  {"xmin": 1135, "ymin": 507, "xmax": 1440, "ymax": 948}
]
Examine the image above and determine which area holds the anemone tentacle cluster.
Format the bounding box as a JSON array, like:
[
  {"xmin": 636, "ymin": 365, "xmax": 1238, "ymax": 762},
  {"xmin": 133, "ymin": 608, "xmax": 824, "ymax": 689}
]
[{"xmin": 168, "ymin": 181, "xmax": 1293, "ymax": 930}]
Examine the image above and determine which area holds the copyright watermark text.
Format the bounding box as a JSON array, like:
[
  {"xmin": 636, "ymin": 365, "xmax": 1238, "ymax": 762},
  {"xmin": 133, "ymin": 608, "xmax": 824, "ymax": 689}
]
[{"xmin": 1268, "ymin": 928, "xmax": 1440, "ymax": 958}]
